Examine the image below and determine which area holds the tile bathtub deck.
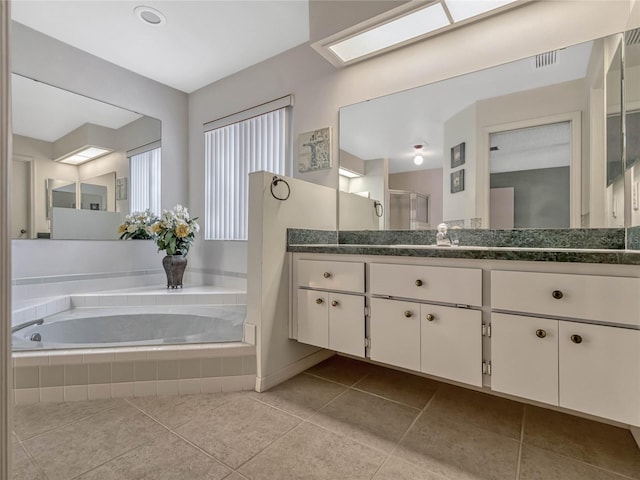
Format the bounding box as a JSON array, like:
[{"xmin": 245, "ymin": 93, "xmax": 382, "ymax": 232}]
[{"xmin": 12, "ymin": 355, "xmax": 640, "ymax": 480}]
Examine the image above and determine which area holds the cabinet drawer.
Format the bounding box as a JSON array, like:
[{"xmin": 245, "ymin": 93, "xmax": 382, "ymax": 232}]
[
  {"xmin": 491, "ymin": 271, "xmax": 640, "ymax": 326},
  {"xmin": 370, "ymin": 263, "xmax": 482, "ymax": 306},
  {"xmin": 298, "ymin": 260, "xmax": 364, "ymax": 293}
]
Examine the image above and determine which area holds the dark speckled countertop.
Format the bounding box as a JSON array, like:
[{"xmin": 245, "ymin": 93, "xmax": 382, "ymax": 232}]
[{"xmin": 287, "ymin": 229, "xmax": 640, "ymax": 265}]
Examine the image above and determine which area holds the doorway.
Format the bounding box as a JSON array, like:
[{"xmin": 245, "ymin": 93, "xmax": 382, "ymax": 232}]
[{"xmin": 11, "ymin": 156, "xmax": 32, "ymax": 238}]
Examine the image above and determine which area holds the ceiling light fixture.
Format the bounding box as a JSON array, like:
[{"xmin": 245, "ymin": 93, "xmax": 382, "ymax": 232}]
[
  {"xmin": 313, "ymin": 0, "xmax": 527, "ymax": 67},
  {"xmin": 413, "ymin": 144, "xmax": 425, "ymax": 166},
  {"xmin": 56, "ymin": 146, "xmax": 113, "ymax": 165},
  {"xmin": 339, "ymin": 167, "xmax": 362, "ymax": 178},
  {"xmin": 134, "ymin": 5, "xmax": 166, "ymax": 26}
]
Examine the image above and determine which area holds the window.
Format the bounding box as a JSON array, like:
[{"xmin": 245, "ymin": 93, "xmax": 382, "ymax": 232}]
[
  {"xmin": 129, "ymin": 145, "xmax": 161, "ymax": 215},
  {"xmin": 204, "ymin": 96, "xmax": 291, "ymax": 240}
]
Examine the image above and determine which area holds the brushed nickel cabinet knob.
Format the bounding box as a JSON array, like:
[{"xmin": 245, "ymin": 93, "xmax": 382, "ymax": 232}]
[
  {"xmin": 323, "ymin": 272, "xmax": 331, "ymax": 278},
  {"xmin": 415, "ymin": 279, "xmax": 424, "ymax": 287},
  {"xmin": 316, "ymin": 298, "xmax": 324, "ymax": 305},
  {"xmin": 570, "ymin": 334, "xmax": 583, "ymax": 344},
  {"xmin": 331, "ymin": 300, "xmax": 339, "ymax": 307},
  {"xmin": 404, "ymin": 310, "xmax": 413, "ymax": 318},
  {"xmin": 552, "ymin": 290, "xmax": 564, "ymax": 300},
  {"xmin": 425, "ymin": 313, "xmax": 435, "ymax": 321},
  {"xmin": 536, "ymin": 329, "xmax": 547, "ymax": 338}
]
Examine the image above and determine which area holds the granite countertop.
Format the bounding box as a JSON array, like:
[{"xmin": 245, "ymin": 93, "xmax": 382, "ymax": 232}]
[
  {"xmin": 286, "ymin": 228, "xmax": 640, "ymax": 265},
  {"xmin": 287, "ymin": 243, "xmax": 640, "ymax": 265}
]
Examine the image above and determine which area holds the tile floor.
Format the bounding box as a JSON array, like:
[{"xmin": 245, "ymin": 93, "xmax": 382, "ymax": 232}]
[{"xmin": 12, "ymin": 355, "xmax": 640, "ymax": 480}]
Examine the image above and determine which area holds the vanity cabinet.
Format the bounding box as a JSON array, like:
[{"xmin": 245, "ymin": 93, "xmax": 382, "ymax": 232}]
[
  {"xmin": 369, "ymin": 263, "xmax": 483, "ymax": 386},
  {"xmin": 491, "ymin": 271, "xmax": 640, "ymax": 426},
  {"xmin": 296, "ymin": 260, "xmax": 365, "ymax": 358}
]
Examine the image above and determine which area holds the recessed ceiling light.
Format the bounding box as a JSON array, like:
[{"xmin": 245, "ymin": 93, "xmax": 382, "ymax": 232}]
[
  {"xmin": 338, "ymin": 167, "xmax": 362, "ymax": 178},
  {"xmin": 444, "ymin": 0, "xmax": 520, "ymax": 22},
  {"xmin": 57, "ymin": 146, "xmax": 112, "ymax": 165},
  {"xmin": 134, "ymin": 6, "xmax": 166, "ymax": 26}
]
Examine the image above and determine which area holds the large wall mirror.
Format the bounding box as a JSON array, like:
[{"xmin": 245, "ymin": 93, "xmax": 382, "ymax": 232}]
[
  {"xmin": 339, "ymin": 30, "xmax": 639, "ymax": 230},
  {"xmin": 11, "ymin": 73, "xmax": 161, "ymax": 240}
]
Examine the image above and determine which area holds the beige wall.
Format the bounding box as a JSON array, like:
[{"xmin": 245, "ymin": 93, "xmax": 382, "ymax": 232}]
[{"xmin": 389, "ymin": 169, "xmax": 443, "ymax": 227}]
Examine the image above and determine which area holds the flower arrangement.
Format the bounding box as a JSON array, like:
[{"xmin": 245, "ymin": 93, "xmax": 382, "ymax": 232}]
[
  {"xmin": 150, "ymin": 205, "xmax": 200, "ymax": 257},
  {"xmin": 118, "ymin": 210, "xmax": 159, "ymax": 240}
]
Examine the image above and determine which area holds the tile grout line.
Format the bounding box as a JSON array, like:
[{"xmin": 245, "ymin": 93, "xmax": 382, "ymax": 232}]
[
  {"xmin": 515, "ymin": 404, "xmax": 526, "ymax": 480},
  {"xmin": 13, "ymin": 432, "xmax": 50, "ymax": 480}
]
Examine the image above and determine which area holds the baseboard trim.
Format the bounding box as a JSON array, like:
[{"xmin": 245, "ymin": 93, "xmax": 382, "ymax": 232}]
[{"xmin": 255, "ymin": 349, "xmax": 334, "ymax": 392}]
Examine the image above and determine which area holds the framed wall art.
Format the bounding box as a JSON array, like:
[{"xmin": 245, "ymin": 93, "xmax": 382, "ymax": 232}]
[
  {"xmin": 451, "ymin": 142, "xmax": 465, "ymax": 168},
  {"xmin": 451, "ymin": 169, "xmax": 465, "ymax": 193},
  {"xmin": 298, "ymin": 127, "xmax": 331, "ymax": 173}
]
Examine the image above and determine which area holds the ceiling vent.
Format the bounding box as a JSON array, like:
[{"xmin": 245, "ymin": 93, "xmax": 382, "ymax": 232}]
[
  {"xmin": 626, "ymin": 28, "xmax": 640, "ymax": 46},
  {"xmin": 534, "ymin": 50, "xmax": 557, "ymax": 69}
]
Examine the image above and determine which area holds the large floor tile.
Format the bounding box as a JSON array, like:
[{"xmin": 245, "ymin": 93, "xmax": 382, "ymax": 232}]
[
  {"xmin": 175, "ymin": 397, "xmax": 301, "ymax": 469},
  {"xmin": 424, "ymin": 385, "xmax": 523, "ymax": 440},
  {"xmin": 76, "ymin": 430, "xmax": 231, "ymax": 480},
  {"xmin": 238, "ymin": 422, "xmax": 386, "ymax": 480},
  {"xmin": 257, "ymin": 373, "xmax": 347, "ymax": 418},
  {"xmin": 354, "ymin": 367, "xmax": 441, "ymax": 409},
  {"xmin": 128, "ymin": 392, "xmax": 250, "ymax": 429},
  {"xmin": 22, "ymin": 402, "xmax": 167, "ymax": 480},
  {"xmin": 520, "ymin": 444, "xmax": 630, "ymax": 480},
  {"xmin": 14, "ymin": 398, "xmax": 123, "ymax": 440},
  {"xmin": 12, "ymin": 434, "xmax": 46, "ymax": 480},
  {"xmin": 309, "ymin": 389, "xmax": 419, "ymax": 453},
  {"xmin": 373, "ymin": 456, "xmax": 447, "ymax": 480},
  {"xmin": 305, "ymin": 355, "xmax": 377, "ymax": 386},
  {"xmin": 523, "ymin": 406, "xmax": 640, "ymax": 479},
  {"xmin": 395, "ymin": 413, "xmax": 519, "ymax": 480}
]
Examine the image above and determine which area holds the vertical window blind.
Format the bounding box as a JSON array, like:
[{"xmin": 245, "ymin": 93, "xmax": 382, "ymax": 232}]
[
  {"xmin": 204, "ymin": 100, "xmax": 290, "ymax": 240},
  {"xmin": 129, "ymin": 146, "xmax": 161, "ymax": 215}
]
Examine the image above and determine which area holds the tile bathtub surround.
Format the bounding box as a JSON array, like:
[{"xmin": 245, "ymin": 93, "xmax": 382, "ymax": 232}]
[
  {"xmin": 13, "ymin": 353, "xmax": 257, "ymax": 404},
  {"xmin": 12, "ymin": 355, "xmax": 640, "ymax": 480}
]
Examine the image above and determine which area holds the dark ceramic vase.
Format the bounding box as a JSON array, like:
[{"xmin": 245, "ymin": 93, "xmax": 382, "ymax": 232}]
[{"xmin": 162, "ymin": 254, "xmax": 187, "ymax": 289}]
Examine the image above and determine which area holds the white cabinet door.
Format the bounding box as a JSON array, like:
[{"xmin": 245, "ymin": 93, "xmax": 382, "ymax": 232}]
[
  {"xmin": 420, "ymin": 305, "xmax": 483, "ymax": 387},
  {"xmin": 559, "ymin": 323, "xmax": 640, "ymax": 426},
  {"xmin": 297, "ymin": 289, "xmax": 328, "ymax": 349},
  {"xmin": 491, "ymin": 313, "xmax": 559, "ymax": 406},
  {"xmin": 370, "ymin": 298, "xmax": 421, "ymax": 371},
  {"xmin": 328, "ymin": 293, "xmax": 365, "ymax": 358}
]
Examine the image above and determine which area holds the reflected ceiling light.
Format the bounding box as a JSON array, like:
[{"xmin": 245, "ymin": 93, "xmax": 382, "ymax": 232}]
[
  {"xmin": 134, "ymin": 5, "xmax": 166, "ymax": 26},
  {"xmin": 56, "ymin": 146, "xmax": 113, "ymax": 165},
  {"xmin": 413, "ymin": 144, "xmax": 425, "ymax": 166},
  {"xmin": 313, "ymin": 0, "xmax": 528, "ymax": 67},
  {"xmin": 339, "ymin": 167, "xmax": 362, "ymax": 178},
  {"xmin": 328, "ymin": 2, "xmax": 450, "ymax": 63},
  {"xmin": 445, "ymin": 0, "xmax": 520, "ymax": 22}
]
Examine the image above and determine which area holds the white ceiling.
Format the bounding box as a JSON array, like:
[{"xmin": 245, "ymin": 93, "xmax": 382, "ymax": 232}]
[
  {"xmin": 340, "ymin": 40, "xmax": 593, "ymax": 174},
  {"xmin": 12, "ymin": 74, "xmax": 143, "ymax": 142},
  {"xmin": 11, "ymin": 0, "xmax": 310, "ymax": 93}
]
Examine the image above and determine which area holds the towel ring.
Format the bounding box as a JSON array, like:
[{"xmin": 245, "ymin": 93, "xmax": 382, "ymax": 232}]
[{"xmin": 270, "ymin": 176, "xmax": 290, "ymax": 201}]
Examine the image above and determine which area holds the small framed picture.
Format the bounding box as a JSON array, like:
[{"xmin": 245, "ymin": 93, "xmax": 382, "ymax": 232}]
[
  {"xmin": 451, "ymin": 142, "xmax": 466, "ymax": 168},
  {"xmin": 298, "ymin": 127, "xmax": 332, "ymax": 173},
  {"xmin": 451, "ymin": 169, "xmax": 465, "ymax": 193}
]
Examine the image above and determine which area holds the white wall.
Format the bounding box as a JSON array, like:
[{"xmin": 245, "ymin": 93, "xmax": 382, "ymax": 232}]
[
  {"xmin": 247, "ymin": 172, "xmax": 336, "ymax": 387},
  {"xmin": 189, "ymin": 0, "xmax": 636, "ymax": 281}
]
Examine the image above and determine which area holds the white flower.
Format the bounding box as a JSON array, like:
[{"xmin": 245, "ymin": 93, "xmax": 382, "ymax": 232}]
[{"xmin": 127, "ymin": 224, "xmax": 137, "ymax": 233}]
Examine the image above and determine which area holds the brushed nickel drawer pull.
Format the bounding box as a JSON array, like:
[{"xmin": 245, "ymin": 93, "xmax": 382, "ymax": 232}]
[
  {"xmin": 316, "ymin": 298, "xmax": 324, "ymax": 305},
  {"xmin": 552, "ymin": 290, "xmax": 564, "ymax": 300},
  {"xmin": 570, "ymin": 334, "xmax": 583, "ymax": 344},
  {"xmin": 415, "ymin": 279, "xmax": 424, "ymax": 287},
  {"xmin": 425, "ymin": 313, "xmax": 435, "ymax": 322},
  {"xmin": 404, "ymin": 310, "xmax": 413, "ymax": 318},
  {"xmin": 331, "ymin": 300, "xmax": 339, "ymax": 307},
  {"xmin": 323, "ymin": 272, "xmax": 331, "ymax": 278},
  {"xmin": 536, "ymin": 329, "xmax": 547, "ymax": 338}
]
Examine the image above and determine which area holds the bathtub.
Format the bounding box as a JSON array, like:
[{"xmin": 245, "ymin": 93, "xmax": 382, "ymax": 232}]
[{"xmin": 12, "ymin": 305, "xmax": 245, "ymax": 350}]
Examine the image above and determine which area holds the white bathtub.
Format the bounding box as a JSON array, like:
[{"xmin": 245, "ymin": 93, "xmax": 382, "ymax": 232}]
[{"xmin": 12, "ymin": 305, "xmax": 246, "ymax": 350}]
